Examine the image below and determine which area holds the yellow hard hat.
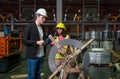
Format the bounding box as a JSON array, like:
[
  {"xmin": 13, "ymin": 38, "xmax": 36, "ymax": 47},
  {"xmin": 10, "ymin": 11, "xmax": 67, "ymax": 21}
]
[{"xmin": 56, "ymin": 22, "xmax": 66, "ymax": 31}]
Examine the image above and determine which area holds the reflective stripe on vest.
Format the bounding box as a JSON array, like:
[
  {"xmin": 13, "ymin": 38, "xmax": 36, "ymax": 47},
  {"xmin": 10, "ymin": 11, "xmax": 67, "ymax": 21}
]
[{"xmin": 55, "ymin": 35, "xmax": 69, "ymax": 59}]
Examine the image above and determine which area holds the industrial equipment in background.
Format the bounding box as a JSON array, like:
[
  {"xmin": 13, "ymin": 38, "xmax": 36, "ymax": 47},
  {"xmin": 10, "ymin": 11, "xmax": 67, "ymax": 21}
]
[
  {"xmin": 86, "ymin": 48, "xmax": 114, "ymax": 79},
  {"xmin": 84, "ymin": 24, "xmax": 120, "ymax": 79},
  {"xmin": 0, "ymin": 15, "xmax": 22, "ymax": 72},
  {"xmin": 0, "ymin": 32, "xmax": 22, "ymax": 72},
  {"xmin": 48, "ymin": 30, "xmax": 120, "ymax": 79}
]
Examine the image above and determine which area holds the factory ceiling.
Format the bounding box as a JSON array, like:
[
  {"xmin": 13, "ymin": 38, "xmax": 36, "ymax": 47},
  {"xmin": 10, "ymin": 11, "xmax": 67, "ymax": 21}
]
[{"xmin": 0, "ymin": 0, "xmax": 120, "ymax": 22}]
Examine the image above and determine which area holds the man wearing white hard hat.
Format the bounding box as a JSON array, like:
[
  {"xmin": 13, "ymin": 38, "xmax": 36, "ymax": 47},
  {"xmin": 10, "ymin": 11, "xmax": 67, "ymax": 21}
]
[
  {"xmin": 23, "ymin": 8, "xmax": 47, "ymax": 79},
  {"xmin": 35, "ymin": 8, "xmax": 48, "ymax": 17}
]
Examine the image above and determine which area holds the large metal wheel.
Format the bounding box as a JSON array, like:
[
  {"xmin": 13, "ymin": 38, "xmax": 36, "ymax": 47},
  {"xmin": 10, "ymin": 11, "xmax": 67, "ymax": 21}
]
[
  {"xmin": 48, "ymin": 39, "xmax": 82, "ymax": 72},
  {"xmin": 48, "ymin": 39, "xmax": 90, "ymax": 73}
]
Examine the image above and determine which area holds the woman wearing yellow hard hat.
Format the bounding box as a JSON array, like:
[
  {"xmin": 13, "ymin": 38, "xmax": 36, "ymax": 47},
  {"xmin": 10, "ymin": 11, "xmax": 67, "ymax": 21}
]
[
  {"xmin": 51, "ymin": 22, "xmax": 74, "ymax": 68},
  {"xmin": 55, "ymin": 22, "xmax": 66, "ymax": 31}
]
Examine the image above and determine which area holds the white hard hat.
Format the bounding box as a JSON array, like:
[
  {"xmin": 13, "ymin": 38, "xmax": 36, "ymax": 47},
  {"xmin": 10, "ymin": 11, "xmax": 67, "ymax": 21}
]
[{"xmin": 35, "ymin": 8, "xmax": 48, "ymax": 17}]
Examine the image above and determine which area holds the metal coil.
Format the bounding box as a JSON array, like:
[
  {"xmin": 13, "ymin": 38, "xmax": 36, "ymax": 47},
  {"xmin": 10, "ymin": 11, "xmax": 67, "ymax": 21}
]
[
  {"xmin": 48, "ymin": 39, "xmax": 83, "ymax": 72},
  {"xmin": 102, "ymin": 30, "xmax": 114, "ymax": 41}
]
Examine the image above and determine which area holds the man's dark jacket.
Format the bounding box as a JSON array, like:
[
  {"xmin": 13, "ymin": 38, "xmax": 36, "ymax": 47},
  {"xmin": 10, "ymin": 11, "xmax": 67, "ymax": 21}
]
[{"xmin": 22, "ymin": 23, "xmax": 46, "ymax": 59}]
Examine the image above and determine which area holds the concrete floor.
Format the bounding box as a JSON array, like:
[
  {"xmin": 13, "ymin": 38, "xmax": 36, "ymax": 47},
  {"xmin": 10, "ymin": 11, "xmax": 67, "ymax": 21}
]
[
  {"xmin": 0, "ymin": 44, "xmax": 120, "ymax": 79},
  {"xmin": 0, "ymin": 45, "xmax": 52, "ymax": 79},
  {"xmin": 0, "ymin": 59, "xmax": 51, "ymax": 79}
]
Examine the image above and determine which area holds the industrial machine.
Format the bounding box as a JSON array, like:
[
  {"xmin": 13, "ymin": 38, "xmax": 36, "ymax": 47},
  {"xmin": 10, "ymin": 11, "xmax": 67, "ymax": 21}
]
[
  {"xmin": 47, "ymin": 34, "xmax": 120, "ymax": 79},
  {"xmin": 0, "ymin": 33, "xmax": 22, "ymax": 72},
  {"xmin": 48, "ymin": 35, "xmax": 94, "ymax": 79}
]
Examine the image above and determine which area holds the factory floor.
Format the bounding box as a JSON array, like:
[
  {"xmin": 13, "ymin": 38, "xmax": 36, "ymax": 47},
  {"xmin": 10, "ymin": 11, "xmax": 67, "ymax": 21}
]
[
  {"xmin": 0, "ymin": 44, "xmax": 120, "ymax": 79},
  {"xmin": 0, "ymin": 45, "xmax": 52, "ymax": 79},
  {"xmin": 0, "ymin": 59, "xmax": 51, "ymax": 79}
]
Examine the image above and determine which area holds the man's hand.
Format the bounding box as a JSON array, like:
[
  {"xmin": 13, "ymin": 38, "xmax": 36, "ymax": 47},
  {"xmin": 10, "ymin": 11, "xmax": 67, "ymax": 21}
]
[{"xmin": 37, "ymin": 40, "xmax": 45, "ymax": 46}]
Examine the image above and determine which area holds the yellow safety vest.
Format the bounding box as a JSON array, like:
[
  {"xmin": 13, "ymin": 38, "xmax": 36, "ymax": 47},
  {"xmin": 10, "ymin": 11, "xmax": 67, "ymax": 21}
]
[{"xmin": 54, "ymin": 35, "xmax": 69, "ymax": 59}]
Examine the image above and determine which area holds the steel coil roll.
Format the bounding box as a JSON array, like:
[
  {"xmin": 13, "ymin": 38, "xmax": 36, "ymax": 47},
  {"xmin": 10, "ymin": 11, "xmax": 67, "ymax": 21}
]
[
  {"xmin": 89, "ymin": 30, "xmax": 100, "ymax": 40},
  {"xmin": 89, "ymin": 48, "xmax": 112, "ymax": 64},
  {"xmin": 85, "ymin": 31, "xmax": 89, "ymax": 40},
  {"xmin": 116, "ymin": 30, "xmax": 120, "ymax": 43},
  {"xmin": 101, "ymin": 41, "xmax": 113, "ymax": 50},
  {"xmin": 102, "ymin": 30, "xmax": 114, "ymax": 41}
]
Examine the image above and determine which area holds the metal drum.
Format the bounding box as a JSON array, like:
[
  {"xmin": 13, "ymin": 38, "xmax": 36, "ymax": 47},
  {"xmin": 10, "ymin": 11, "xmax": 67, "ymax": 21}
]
[
  {"xmin": 89, "ymin": 30, "xmax": 100, "ymax": 40},
  {"xmin": 102, "ymin": 30, "xmax": 114, "ymax": 41},
  {"xmin": 101, "ymin": 41, "xmax": 113, "ymax": 50}
]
